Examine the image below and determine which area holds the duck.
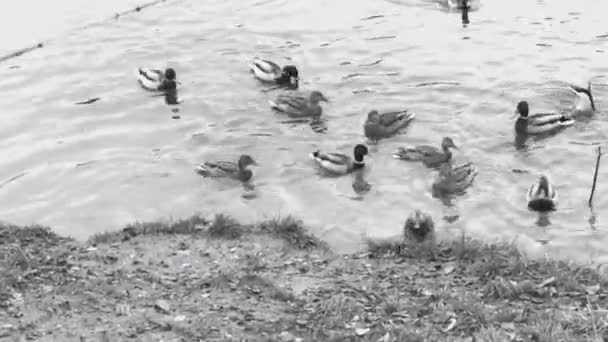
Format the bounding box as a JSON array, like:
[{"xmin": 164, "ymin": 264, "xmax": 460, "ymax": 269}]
[
  {"xmin": 248, "ymin": 58, "xmax": 299, "ymax": 89},
  {"xmin": 568, "ymin": 82, "xmax": 596, "ymax": 115},
  {"xmin": 195, "ymin": 155, "xmax": 257, "ymax": 182},
  {"xmin": 526, "ymin": 174, "xmax": 557, "ymax": 211},
  {"xmin": 514, "ymin": 100, "xmax": 574, "ymax": 135},
  {"xmin": 393, "ymin": 137, "xmax": 457, "ymax": 168},
  {"xmin": 364, "ymin": 110, "xmax": 416, "ymax": 141},
  {"xmin": 269, "ymin": 91, "xmax": 328, "ymax": 118},
  {"xmin": 403, "ymin": 210, "xmax": 435, "ymax": 244},
  {"xmin": 309, "ymin": 144, "xmax": 369, "ymax": 175},
  {"xmin": 137, "ymin": 67, "xmax": 177, "ymax": 92},
  {"xmin": 432, "ymin": 161, "xmax": 477, "ymax": 196}
]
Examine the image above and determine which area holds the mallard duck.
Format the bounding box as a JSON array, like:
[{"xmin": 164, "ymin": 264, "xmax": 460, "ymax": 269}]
[
  {"xmin": 526, "ymin": 174, "xmax": 557, "ymax": 211},
  {"xmin": 403, "ymin": 210, "xmax": 435, "ymax": 244},
  {"xmin": 514, "ymin": 100, "xmax": 574, "ymax": 135},
  {"xmin": 569, "ymin": 82, "xmax": 596, "ymax": 115},
  {"xmin": 364, "ymin": 110, "xmax": 416, "ymax": 141},
  {"xmin": 137, "ymin": 67, "xmax": 177, "ymax": 92},
  {"xmin": 269, "ymin": 91, "xmax": 328, "ymax": 118},
  {"xmin": 195, "ymin": 155, "xmax": 257, "ymax": 182},
  {"xmin": 432, "ymin": 161, "xmax": 477, "ymax": 195},
  {"xmin": 393, "ymin": 137, "xmax": 457, "ymax": 168},
  {"xmin": 248, "ymin": 58, "xmax": 299, "ymax": 89},
  {"xmin": 309, "ymin": 144, "xmax": 368, "ymax": 175}
]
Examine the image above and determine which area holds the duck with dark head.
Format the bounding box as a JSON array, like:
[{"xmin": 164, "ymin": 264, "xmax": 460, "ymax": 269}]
[
  {"xmin": 248, "ymin": 57, "xmax": 300, "ymax": 89},
  {"xmin": 309, "ymin": 144, "xmax": 369, "ymax": 175},
  {"xmin": 514, "ymin": 100, "xmax": 573, "ymax": 136},
  {"xmin": 137, "ymin": 67, "xmax": 178, "ymax": 92}
]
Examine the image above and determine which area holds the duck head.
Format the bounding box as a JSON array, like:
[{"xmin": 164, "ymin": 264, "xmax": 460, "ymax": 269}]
[
  {"xmin": 537, "ymin": 174, "xmax": 551, "ymax": 196},
  {"xmin": 515, "ymin": 101, "xmax": 529, "ymax": 118},
  {"xmin": 441, "ymin": 137, "xmax": 458, "ymax": 151},
  {"xmin": 309, "ymin": 91, "xmax": 329, "ymax": 104},
  {"xmin": 404, "ymin": 210, "xmax": 434, "ymax": 242},
  {"xmin": 353, "ymin": 144, "xmax": 369, "ymax": 163},
  {"xmin": 238, "ymin": 155, "xmax": 257, "ymax": 169},
  {"xmin": 281, "ymin": 65, "xmax": 299, "ymax": 88},
  {"xmin": 366, "ymin": 110, "xmax": 381, "ymax": 123},
  {"xmin": 164, "ymin": 68, "xmax": 176, "ymax": 80}
]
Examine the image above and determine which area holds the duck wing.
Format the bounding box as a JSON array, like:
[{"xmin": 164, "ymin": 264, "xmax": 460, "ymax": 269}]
[
  {"xmin": 378, "ymin": 110, "xmax": 410, "ymax": 126},
  {"xmin": 393, "ymin": 144, "xmax": 439, "ymax": 160},
  {"xmin": 137, "ymin": 68, "xmax": 163, "ymax": 90},
  {"xmin": 249, "ymin": 58, "xmax": 282, "ymax": 81},
  {"xmin": 195, "ymin": 160, "xmax": 238, "ymax": 177},
  {"xmin": 309, "ymin": 150, "xmax": 352, "ymax": 174},
  {"xmin": 526, "ymin": 113, "xmax": 574, "ymax": 134}
]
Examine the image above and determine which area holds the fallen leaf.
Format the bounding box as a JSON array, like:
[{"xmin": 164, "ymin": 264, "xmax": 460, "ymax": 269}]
[
  {"xmin": 377, "ymin": 332, "xmax": 391, "ymax": 342},
  {"xmin": 355, "ymin": 327, "xmax": 370, "ymax": 336},
  {"xmin": 174, "ymin": 315, "xmax": 186, "ymax": 322},
  {"xmin": 443, "ymin": 263, "xmax": 456, "ymax": 275},
  {"xmin": 586, "ymin": 284, "xmax": 600, "ymax": 295},
  {"xmin": 538, "ymin": 277, "xmax": 556, "ymax": 288},
  {"xmin": 442, "ymin": 318, "xmax": 457, "ymax": 332},
  {"xmin": 154, "ymin": 300, "xmax": 171, "ymax": 314}
]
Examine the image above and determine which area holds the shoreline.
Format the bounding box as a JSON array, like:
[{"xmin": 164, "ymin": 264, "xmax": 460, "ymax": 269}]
[{"xmin": 1, "ymin": 214, "xmax": 607, "ymax": 341}]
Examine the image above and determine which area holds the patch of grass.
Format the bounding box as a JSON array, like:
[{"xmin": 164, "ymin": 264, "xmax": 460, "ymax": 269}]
[
  {"xmin": 259, "ymin": 216, "xmax": 324, "ymax": 250},
  {"xmin": 207, "ymin": 214, "xmax": 243, "ymax": 239},
  {"xmin": 89, "ymin": 215, "xmax": 210, "ymax": 245}
]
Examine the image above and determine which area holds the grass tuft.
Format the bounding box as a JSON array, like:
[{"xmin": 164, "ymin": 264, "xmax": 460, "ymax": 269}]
[
  {"xmin": 89, "ymin": 215, "xmax": 209, "ymax": 245},
  {"xmin": 207, "ymin": 214, "xmax": 243, "ymax": 239},
  {"xmin": 259, "ymin": 216, "xmax": 323, "ymax": 250}
]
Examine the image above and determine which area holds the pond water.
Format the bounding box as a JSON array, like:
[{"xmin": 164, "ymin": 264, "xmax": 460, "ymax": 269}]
[{"xmin": 1, "ymin": 0, "xmax": 608, "ymax": 263}]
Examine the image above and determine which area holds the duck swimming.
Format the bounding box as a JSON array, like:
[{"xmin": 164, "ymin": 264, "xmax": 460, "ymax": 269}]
[
  {"xmin": 309, "ymin": 144, "xmax": 368, "ymax": 175},
  {"xmin": 364, "ymin": 110, "xmax": 416, "ymax": 141},
  {"xmin": 393, "ymin": 137, "xmax": 457, "ymax": 168},
  {"xmin": 269, "ymin": 91, "xmax": 328, "ymax": 118},
  {"xmin": 137, "ymin": 68, "xmax": 177, "ymax": 92},
  {"xmin": 526, "ymin": 174, "xmax": 557, "ymax": 212},
  {"xmin": 432, "ymin": 161, "xmax": 477, "ymax": 196},
  {"xmin": 248, "ymin": 58, "xmax": 299, "ymax": 89},
  {"xmin": 569, "ymin": 82, "xmax": 596, "ymax": 116},
  {"xmin": 195, "ymin": 155, "xmax": 257, "ymax": 182},
  {"xmin": 514, "ymin": 100, "xmax": 574, "ymax": 135}
]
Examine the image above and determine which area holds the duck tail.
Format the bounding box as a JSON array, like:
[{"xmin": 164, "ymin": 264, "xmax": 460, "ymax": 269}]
[
  {"xmin": 194, "ymin": 163, "xmax": 210, "ymax": 176},
  {"xmin": 404, "ymin": 111, "xmax": 416, "ymax": 121},
  {"xmin": 268, "ymin": 99, "xmax": 279, "ymax": 109},
  {"xmin": 392, "ymin": 147, "xmax": 408, "ymax": 159},
  {"xmin": 309, "ymin": 150, "xmax": 321, "ymax": 160}
]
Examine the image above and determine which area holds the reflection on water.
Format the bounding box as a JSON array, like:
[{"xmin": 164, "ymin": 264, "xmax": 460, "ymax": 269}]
[{"xmin": 0, "ymin": 0, "xmax": 607, "ymax": 263}]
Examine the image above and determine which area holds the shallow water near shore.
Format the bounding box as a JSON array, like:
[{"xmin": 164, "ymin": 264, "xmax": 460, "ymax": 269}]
[{"xmin": 1, "ymin": 0, "xmax": 608, "ymax": 262}]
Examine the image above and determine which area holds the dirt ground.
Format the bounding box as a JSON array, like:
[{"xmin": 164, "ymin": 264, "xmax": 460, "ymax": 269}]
[{"xmin": 1, "ymin": 215, "xmax": 608, "ymax": 342}]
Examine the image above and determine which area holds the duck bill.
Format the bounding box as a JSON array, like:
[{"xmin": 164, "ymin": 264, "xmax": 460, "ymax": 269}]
[{"xmin": 321, "ymin": 96, "xmax": 329, "ymax": 103}]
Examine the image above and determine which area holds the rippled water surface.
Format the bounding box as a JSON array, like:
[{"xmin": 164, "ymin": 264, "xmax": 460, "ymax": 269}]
[{"xmin": 1, "ymin": 0, "xmax": 608, "ymax": 261}]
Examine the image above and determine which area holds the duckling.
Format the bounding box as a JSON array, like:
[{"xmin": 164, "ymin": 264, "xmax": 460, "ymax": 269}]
[
  {"xmin": 195, "ymin": 155, "xmax": 257, "ymax": 182},
  {"xmin": 269, "ymin": 91, "xmax": 328, "ymax": 118},
  {"xmin": 432, "ymin": 161, "xmax": 477, "ymax": 196},
  {"xmin": 514, "ymin": 100, "xmax": 574, "ymax": 135},
  {"xmin": 248, "ymin": 58, "xmax": 299, "ymax": 89},
  {"xmin": 309, "ymin": 144, "xmax": 368, "ymax": 175},
  {"xmin": 526, "ymin": 174, "xmax": 557, "ymax": 211},
  {"xmin": 393, "ymin": 137, "xmax": 457, "ymax": 168},
  {"xmin": 403, "ymin": 210, "xmax": 435, "ymax": 244},
  {"xmin": 569, "ymin": 82, "xmax": 596, "ymax": 116},
  {"xmin": 137, "ymin": 67, "xmax": 177, "ymax": 91},
  {"xmin": 364, "ymin": 110, "xmax": 416, "ymax": 141}
]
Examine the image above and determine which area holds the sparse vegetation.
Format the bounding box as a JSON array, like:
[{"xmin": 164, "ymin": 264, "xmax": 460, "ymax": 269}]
[{"xmin": 1, "ymin": 215, "xmax": 608, "ymax": 341}]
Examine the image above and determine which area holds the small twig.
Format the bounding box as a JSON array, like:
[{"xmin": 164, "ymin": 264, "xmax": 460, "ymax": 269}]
[{"xmin": 589, "ymin": 146, "xmax": 602, "ymax": 209}]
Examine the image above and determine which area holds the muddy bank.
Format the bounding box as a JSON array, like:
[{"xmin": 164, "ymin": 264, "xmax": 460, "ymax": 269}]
[{"xmin": 1, "ymin": 215, "xmax": 607, "ymax": 341}]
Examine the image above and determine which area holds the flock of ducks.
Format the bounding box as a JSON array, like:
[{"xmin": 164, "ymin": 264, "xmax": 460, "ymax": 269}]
[{"xmin": 137, "ymin": 49, "xmax": 597, "ymax": 214}]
